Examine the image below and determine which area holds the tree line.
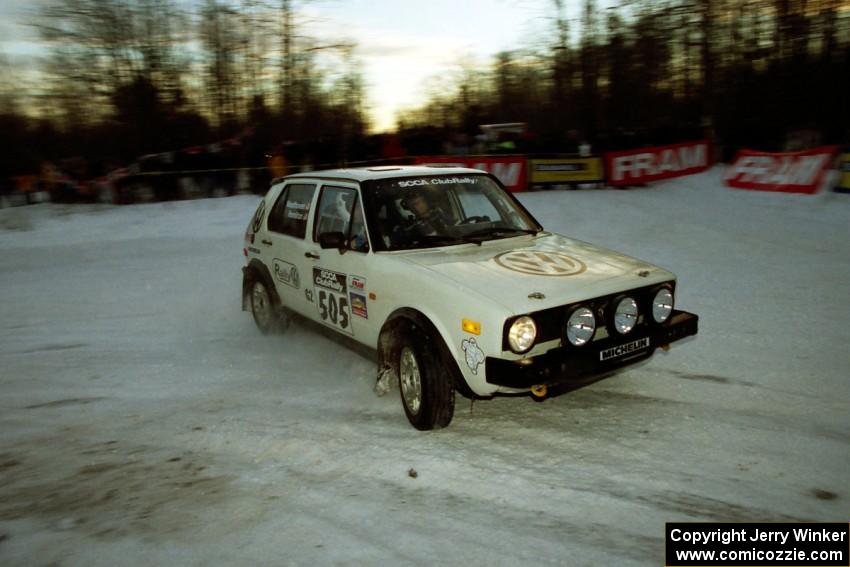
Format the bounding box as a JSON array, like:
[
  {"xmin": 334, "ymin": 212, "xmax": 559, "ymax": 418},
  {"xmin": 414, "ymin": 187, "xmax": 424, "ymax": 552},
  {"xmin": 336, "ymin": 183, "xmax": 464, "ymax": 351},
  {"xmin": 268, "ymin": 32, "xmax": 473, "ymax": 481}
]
[
  {"xmin": 0, "ymin": 0, "xmax": 368, "ymax": 188},
  {"xmin": 2, "ymin": 0, "xmax": 850, "ymax": 192},
  {"xmin": 400, "ymin": 0, "xmax": 850, "ymax": 159}
]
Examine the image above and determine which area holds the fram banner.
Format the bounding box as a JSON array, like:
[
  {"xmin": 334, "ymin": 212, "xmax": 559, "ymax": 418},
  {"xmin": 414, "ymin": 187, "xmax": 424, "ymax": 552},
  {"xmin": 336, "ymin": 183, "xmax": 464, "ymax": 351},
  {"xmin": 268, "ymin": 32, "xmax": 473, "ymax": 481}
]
[
  {"xmin": 529, "ymin": 158, "xmax": 604, "ymax": 184},
  {"xmin": 837, "ymin": 153, "xmax": 850, "ymax": 193},
  {"xmin": 413, "ymin": 156, "xmax": 527, "ymax": 192},
  {"xmin": 725, "ymin": 146, "xmax": 838, "ymax": 194},
  {"xmin": 604, "ymin": 140, "xmax": 710, "ymax": 186}
]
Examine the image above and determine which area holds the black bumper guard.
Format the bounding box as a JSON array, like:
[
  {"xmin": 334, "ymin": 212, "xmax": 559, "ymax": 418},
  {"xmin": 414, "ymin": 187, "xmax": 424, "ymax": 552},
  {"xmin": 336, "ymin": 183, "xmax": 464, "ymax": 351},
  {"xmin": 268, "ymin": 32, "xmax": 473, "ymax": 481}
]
[{"xmin": 485, "ymin": 310, "xmax": 698, "ymax": 389}]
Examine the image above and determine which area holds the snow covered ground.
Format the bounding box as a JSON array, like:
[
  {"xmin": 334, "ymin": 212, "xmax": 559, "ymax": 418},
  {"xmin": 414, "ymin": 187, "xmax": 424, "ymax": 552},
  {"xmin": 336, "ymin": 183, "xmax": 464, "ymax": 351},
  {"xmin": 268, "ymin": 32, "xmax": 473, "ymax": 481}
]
[{"xmin": 0, "ymin": 167, "xmax": 847, "ymax": 566}]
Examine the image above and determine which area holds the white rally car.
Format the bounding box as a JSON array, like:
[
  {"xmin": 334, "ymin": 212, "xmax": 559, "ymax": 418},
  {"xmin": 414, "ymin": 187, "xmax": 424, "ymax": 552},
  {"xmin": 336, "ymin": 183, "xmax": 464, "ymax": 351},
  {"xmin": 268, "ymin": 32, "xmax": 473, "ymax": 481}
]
[{"xmin": 242, "ymin": 166, "xmax": 698, "ymax": 430}]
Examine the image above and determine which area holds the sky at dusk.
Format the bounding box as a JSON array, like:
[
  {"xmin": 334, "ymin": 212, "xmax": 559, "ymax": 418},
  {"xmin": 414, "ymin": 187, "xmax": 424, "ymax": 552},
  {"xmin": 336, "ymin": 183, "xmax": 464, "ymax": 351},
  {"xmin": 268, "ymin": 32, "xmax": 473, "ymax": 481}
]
[
  {"xmin": 306, "ymin": 0, "xmax": 555, "ymax": 130},
  {"xmin": 0, "ymin": 0, "xmax": 580, "ymax": 131}
]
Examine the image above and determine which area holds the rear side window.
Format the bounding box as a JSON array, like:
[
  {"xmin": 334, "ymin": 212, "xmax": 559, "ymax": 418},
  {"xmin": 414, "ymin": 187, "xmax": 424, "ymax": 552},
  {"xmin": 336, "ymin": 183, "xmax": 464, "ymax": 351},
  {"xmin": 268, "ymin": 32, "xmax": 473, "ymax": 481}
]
[{"xmin": 268, "ymin": 183, "xmax": 316, "ymax": 238}]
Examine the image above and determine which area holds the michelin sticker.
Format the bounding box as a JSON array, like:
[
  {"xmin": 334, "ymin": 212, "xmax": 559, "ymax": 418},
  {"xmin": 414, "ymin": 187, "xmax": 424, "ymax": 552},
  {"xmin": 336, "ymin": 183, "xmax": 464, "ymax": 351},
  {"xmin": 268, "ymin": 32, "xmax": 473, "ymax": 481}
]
[
  {"xmin": 461, "ymin": 337, "xmax": 485, "ymax": 375},
  {"xmin": 273, "ymin": 258, "xmax": 300, "ymax": 289}
]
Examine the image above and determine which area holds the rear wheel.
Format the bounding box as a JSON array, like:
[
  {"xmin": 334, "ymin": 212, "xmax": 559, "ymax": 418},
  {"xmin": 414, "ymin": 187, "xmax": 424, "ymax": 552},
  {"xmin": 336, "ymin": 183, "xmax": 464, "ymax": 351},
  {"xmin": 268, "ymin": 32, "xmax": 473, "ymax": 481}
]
[
  {"xmin": 250, "ymin": 279, "xmax": 280, "ymax": 334},
  {"xmin": 396, "ymin": 331, "xmax": 454, "ymax": 430}
]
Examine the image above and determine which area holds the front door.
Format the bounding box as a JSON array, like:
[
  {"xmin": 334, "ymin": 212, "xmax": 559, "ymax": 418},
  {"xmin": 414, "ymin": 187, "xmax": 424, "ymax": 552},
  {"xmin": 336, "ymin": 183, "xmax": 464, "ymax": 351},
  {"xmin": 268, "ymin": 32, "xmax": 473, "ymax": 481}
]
[
  {"xmin": 306, "ymin": 183, "xmax": 373, "ymax": 342},
  {"xmin": 264, "ymin": 181, "xmax": 318, "ymax": 319}
]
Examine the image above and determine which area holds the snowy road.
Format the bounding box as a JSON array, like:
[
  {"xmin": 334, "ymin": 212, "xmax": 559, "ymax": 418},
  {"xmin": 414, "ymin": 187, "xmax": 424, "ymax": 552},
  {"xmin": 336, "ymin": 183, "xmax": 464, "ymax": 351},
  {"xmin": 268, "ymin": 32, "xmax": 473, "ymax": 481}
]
[{"xmin": 1, "ymin": 168, "xmax": 847, "ymax": 566}]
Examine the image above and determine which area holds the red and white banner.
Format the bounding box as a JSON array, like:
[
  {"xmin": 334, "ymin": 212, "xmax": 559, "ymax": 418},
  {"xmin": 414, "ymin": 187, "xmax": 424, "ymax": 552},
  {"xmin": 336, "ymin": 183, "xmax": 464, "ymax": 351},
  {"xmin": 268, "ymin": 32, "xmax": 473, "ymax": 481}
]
[
  {"xmin": 604, "ymin": 140, "xmax": 710, "ymax": 186},
  {"xmin": 413, "ymin": 156, "xmax": 527, "ymax": 192},
  {"xmin": 725, "ymin": 146, "xmax": 838, "ymax": 195}
]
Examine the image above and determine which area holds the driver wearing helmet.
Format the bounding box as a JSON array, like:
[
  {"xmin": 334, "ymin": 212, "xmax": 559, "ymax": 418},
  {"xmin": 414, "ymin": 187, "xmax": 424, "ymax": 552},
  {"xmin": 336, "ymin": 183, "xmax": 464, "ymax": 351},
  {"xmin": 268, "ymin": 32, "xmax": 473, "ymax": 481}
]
[{"xmin": 393, "ymin": 191, "xmax": 453, "ymax": 245}]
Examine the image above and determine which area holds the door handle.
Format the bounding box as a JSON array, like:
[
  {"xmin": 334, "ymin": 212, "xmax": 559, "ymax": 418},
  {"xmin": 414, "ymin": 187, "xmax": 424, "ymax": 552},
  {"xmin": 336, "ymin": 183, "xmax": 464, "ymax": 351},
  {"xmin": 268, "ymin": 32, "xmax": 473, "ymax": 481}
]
[
  {"xmin": 305, "ymin": 252, "xmax": 320, "ymax": 260},
  {"xmin": 261, "ymin": 239, "xmax": 273, "ymax": 246}
]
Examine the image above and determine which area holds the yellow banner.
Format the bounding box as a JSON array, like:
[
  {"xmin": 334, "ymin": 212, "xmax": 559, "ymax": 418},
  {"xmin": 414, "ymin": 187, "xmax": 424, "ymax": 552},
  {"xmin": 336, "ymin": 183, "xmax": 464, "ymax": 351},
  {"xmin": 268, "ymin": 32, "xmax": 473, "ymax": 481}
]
[
  {"xmin": 839, "ymin": 153, "xmax": 850, "ymax": 191},
  {"xmin": 529, "ymin": 158, "xmax": 603, "ymax": 184}
]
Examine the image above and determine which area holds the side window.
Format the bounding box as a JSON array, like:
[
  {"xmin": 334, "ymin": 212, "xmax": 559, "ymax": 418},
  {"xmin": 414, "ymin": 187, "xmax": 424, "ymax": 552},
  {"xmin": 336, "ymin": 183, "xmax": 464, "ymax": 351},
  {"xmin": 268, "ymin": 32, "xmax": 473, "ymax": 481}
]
[
  {"xmin": 268, "ymin": 183, "xmax": 315, "ymax": 238},
  {"xmin": 314, "ymin": 186, "xmax": 369, "ymax": 253},
  {"xmin": 267, "ymin": 187, "xmax": 289, "ymax": 233},
  {"xmin": 315, "ymin": 186, "xmax": 355, "ymax": 237}
]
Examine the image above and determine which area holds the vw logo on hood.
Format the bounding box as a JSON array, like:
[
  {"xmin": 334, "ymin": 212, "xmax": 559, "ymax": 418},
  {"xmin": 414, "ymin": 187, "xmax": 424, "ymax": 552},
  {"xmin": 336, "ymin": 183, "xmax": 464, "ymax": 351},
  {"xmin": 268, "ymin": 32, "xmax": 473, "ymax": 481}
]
[{"xmin": 494, "ymin": 250, "xmax": 587, "ymax": 277}]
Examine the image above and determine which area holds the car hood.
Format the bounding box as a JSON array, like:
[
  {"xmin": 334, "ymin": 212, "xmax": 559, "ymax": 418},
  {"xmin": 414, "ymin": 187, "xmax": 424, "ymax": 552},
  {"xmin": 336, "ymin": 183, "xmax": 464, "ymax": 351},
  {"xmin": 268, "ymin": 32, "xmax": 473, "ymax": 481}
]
[{"xmin": 399, "ymin": 232, "xmax": 675, "ymax": 314}]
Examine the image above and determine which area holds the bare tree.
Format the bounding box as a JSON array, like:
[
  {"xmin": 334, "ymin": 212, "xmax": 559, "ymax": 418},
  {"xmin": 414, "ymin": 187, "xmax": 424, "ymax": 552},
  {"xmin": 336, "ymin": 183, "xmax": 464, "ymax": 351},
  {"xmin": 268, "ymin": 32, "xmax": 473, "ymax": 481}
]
[
  {"xmin": 35, "ymin": 0, "xmax": 190, "ymax": 121},
  {"xmin": 199, "ymin": 0, "xmax": 240, "ymax": 128},
  {"xmin": 0, "ymin": 54, "xmax": 18, "ymax": 115}
]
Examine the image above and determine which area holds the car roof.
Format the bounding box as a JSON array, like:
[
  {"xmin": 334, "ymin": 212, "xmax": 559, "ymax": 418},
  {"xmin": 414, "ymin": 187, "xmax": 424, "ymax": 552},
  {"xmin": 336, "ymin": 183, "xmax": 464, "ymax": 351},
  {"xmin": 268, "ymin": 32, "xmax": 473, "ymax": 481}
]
[{"xmin": 277, "ymin": 165, "xmax": 486, "ymax": 184}]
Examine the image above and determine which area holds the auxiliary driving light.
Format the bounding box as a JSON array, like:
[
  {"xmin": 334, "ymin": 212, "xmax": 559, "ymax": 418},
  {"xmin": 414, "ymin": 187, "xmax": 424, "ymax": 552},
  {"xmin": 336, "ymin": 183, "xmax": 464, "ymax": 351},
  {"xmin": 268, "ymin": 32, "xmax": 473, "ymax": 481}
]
[
  {"xmin": 613, "ymin": 296, "xmax": 638, "ymax": 334},
  {"xmin": 566, "ymin": 306, "xmax": 596, "ymax": 346},
  {"xmin": 651, "ymin": 287, "xmax": 674, "ymax": 324}
]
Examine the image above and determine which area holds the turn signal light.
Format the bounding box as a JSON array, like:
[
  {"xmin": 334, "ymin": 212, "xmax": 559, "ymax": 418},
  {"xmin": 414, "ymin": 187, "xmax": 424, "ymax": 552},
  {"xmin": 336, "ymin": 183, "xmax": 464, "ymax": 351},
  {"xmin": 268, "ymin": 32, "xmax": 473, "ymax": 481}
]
[{"xmin": 462, "ymin": 319, "xmax": 481, "ymax": 335}]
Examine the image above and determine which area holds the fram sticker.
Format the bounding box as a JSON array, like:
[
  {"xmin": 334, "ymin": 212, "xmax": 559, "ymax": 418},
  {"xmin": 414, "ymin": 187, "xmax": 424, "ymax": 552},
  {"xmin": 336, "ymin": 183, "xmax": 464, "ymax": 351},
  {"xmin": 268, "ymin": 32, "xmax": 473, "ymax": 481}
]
[
  {"xmin": 272, "ymin": 259, "xmax": 300, "ymax": 289},
  {"xmin": 350, "ymin": 292, "xmax": 368, "ymax": 318},
  {"xmin": 350, "ymin": 275, "xmax": 366, "ymax": 291},
  {"xmin": 461, "ymin": 338, "xmax": 485, "ymax": 375}
]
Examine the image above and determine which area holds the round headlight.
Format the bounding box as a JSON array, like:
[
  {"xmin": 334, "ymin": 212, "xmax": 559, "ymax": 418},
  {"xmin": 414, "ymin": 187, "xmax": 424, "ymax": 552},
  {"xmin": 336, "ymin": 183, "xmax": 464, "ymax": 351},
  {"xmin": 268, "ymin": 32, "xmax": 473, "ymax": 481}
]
[
  {"xmin": 613, "ymin": 296, "xmax": 638, "ymax": 334},
  {"xmin": 566, "ymin": 307, "xmax": 596, "ymax": 346},
  {"xmin": 508, "ymin": 316, "xmax": 537, "ymax": 353},
  {"xmin": 651, "ymin": 287, "xmax": 674, "ymax": 323}
]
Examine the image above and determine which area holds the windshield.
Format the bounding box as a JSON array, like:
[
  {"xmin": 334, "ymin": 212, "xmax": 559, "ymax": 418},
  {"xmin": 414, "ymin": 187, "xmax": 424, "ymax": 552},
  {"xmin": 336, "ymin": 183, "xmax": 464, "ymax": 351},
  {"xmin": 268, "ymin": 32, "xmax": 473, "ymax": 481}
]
[{"xmin": 362, "ymin": 174, "xmax": 541, "ymax": 251}]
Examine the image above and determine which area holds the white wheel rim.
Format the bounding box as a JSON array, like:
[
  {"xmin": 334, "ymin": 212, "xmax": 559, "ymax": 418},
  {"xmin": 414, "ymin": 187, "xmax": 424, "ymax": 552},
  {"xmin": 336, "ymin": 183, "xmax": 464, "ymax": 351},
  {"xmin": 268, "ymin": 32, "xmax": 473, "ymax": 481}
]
[
  {"xmin": 399, "ymin": 346, "xmax": 422, "ymax": 415},
  {"xmin": 251, "ymin": 281, "xmax": 272, "ymax": 328}
]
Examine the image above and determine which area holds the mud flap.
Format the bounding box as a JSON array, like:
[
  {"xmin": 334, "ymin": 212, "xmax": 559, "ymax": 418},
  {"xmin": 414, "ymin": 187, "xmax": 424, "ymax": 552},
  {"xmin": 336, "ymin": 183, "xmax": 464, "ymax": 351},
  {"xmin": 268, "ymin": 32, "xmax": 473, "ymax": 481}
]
[{"xmin": 374, "ymin": 365, "xmax": 395, "ymax": 397}]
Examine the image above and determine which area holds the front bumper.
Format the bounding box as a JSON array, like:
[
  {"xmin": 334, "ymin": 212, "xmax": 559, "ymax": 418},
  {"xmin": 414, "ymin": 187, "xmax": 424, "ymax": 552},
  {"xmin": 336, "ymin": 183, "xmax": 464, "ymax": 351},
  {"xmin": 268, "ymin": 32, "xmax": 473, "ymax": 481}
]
[{"xmin": 485, "ymin": 310, "xmax": 698, "ymax": 389}]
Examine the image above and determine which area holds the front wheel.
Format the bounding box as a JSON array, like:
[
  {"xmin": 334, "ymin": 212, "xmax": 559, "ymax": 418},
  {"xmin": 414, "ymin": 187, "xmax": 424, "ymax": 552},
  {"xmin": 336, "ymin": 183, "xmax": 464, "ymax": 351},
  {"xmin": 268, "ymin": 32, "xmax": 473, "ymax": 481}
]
[{"xmin": 397, "ymin": 333, "xmax": 454, "ymax": 430}]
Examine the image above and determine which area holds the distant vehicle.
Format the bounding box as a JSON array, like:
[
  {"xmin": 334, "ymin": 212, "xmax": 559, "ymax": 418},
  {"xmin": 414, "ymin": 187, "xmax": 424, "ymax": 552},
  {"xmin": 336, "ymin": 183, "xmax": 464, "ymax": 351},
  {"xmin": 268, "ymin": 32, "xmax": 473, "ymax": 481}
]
[
  {"xmin": 478, "ymin": 122, "xmax": 527, "ymax": 153},
  {"xmin": 242, "ymin": 166, "xmax": 699, "ymax": 430}
]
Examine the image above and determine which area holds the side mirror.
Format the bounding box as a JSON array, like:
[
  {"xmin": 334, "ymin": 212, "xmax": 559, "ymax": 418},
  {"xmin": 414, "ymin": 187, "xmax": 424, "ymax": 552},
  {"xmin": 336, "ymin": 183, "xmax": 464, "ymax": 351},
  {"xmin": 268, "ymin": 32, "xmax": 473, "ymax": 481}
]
[{"xmin": 318, "ymin": 231, "xmax": 346, "ymax": 250}]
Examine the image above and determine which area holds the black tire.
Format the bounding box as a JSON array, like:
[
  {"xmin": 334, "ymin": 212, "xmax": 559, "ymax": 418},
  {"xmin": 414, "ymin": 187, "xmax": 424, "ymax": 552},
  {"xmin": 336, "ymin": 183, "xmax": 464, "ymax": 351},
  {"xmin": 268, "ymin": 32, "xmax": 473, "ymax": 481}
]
[
  {"xmin": 249, "ymin": 277, "xmax": 283, "ymax": 335},
  {"xmin": 396, "ymin": 329, "xmax": 455, "ymax": 430}
]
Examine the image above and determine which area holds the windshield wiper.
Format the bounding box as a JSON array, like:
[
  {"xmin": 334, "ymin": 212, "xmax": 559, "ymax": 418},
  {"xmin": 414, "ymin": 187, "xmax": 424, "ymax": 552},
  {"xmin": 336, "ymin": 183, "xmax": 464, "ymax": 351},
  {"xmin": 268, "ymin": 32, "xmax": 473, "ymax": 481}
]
[
  {"xmin": 396, "ymin": 235, "xmax": 478, "ymax": 250},
  {"xmin": 464, "ymin": 226, "xmax": 539, "ymax": 241},
  {"xmin": 394, "ymin": 227, "xmax": 537, "ymax": 250}
]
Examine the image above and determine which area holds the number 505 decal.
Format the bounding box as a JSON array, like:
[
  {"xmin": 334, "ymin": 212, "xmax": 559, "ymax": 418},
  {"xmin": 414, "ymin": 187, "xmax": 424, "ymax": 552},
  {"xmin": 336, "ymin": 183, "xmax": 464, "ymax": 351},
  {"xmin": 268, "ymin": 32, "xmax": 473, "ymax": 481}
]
[
  {"xmin": 312, "ymin": 267, "xmax": 353, "ymax": 335},
  {"xmin": 317, "ymin": 289, "xmax": 351, "ymax": 333}
]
